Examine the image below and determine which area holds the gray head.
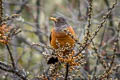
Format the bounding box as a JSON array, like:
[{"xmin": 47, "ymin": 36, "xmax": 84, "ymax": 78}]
[{"xmin": 50, "ymin": 17, "xmax": 68, "ymax": 28}]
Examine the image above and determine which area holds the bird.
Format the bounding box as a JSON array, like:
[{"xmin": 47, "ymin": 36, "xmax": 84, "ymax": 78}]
[{"xmin": 48, "ymin": 17, "xmax": 76, "ymax": 64}]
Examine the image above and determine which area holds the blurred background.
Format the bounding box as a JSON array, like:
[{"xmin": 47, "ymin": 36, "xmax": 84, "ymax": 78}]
[{"xmin": 0, "ymin": 0, "xmax": 120, "ymax": 79}]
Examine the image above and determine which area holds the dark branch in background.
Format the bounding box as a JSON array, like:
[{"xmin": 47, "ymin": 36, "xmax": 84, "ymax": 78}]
[
  {"xmin": 104, "ymin": 0, "xmax": 114, "ymax": 27},
  {"xmin": 15, "ymin": 0, "xmax": 28, "ymax": 14},
  {"xmin": 78, "ymin": 0, "xmax": 81, "ymax": 19},
  {"xmin": 36, "ymin": 0, "xmax": 40, "ymax": 29},
  {"xmin": 35, "ymin": 0, "xmax": 44, "ymax": 43},
  {"xmin": 6, "ymin": 44, "xmax": 16, "ymax": 69},
  {"xmin": 117, "ymin": 22, "xmax": 120, "ymax": 53},
  {"xmin": 64, "ymin": 63, "xmax": 69, "ymax": 80},
  {"xmin": 0, "ymin": 61, "xmax": 10, "ymax": 69},
  {"xmin": 0, "ymin": 0, "xmax": 3, "ymax": 24},
  {"xmin": 0, "ymin": 61, "xmax": 28, "ymax": 80}
]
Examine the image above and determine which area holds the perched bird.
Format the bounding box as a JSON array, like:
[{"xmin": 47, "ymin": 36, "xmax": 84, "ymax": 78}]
[{"xmin": 48, "ymin": 17, "xmax": 76, "ymax": 64}]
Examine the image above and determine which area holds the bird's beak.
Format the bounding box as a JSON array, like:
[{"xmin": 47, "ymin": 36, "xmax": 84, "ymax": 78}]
[{"xmin": 50, "ymin": 17, "xmax": 57, "ymax": 22}]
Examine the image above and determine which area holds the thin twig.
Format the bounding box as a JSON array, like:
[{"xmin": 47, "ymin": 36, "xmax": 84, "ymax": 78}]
[
  {"xmin": 6, "ymin": 44, "xmax": 16, "ymax": 69},
  {"xmin": 65, "ymin": 63, "xmax": 69, "ymax": 80}
]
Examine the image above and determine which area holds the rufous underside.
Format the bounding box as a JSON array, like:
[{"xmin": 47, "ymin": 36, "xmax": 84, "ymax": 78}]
[{"xmin": 50, "ymin": 26, "xmax": 75, "ymax": 49}]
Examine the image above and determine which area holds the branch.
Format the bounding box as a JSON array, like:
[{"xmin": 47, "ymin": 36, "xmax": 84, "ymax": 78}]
[
  {"xmin": 15, "ymin": 0, "xmax": 29, "ymax": 14},
  {"xmin": 74, "ymin": 0, "xmax": 117, "ymax": 57},
  {"xmin": 0, "ymin": 0, "xmax": 3, "ymax": 24},
  {"xmin": 104, "ymin": 0, "xmax": 114, "ymax": 27},
  {"xmin": 64, "ymin": 63, "xmax": 69, "ymax": 80},
  {"xmin": 0, "ymin": 61, "xmax": 28, "ymax": 80},
  {"xmin": 35, "ymin": 0, "xmax": 44, "ymax": 43},
  {"xmin": 6, "ymin": 44, "xmax": 16, "ymax": 69}
]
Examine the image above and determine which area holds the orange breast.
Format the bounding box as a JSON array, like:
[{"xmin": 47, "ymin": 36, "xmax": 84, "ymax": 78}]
[{"xmin": 50, "ymin": 26, "xmax": 75, "ymax": 49}]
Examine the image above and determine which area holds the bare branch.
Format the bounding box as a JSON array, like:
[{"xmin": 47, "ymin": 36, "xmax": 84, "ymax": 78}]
[{"xmin": 6, "ymin": 44, "xmax": 16, "ymax": 69}]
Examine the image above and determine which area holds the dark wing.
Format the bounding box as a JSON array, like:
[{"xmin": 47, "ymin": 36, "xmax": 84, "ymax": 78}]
[
  {"xmin": 47, "ymin": 56, "xmax": 58, "ymax": 64},
  {"xmin": 49, "ymin": 32, "xmax": 52, "ymax": 44}
]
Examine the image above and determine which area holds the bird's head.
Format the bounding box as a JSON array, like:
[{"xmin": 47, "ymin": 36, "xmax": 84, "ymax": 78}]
[{"xmin": 50, "ymin": 17, "xmax": 68, "ymax": 28}]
